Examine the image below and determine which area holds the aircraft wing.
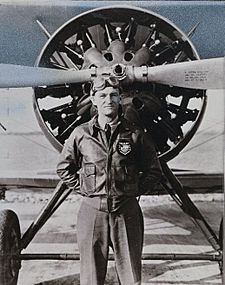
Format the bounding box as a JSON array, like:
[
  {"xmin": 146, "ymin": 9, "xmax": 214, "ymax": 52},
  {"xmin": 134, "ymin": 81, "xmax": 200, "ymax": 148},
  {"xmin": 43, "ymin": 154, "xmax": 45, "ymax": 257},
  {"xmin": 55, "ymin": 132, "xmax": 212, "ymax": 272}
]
[
  {"xmin": 0, "ymin": 171, "xmax": 58, "ymax": 189},
  {"xmin": 0, "ymin": 171, "xmax": 222, "ymax": 195},
  {"xmin": 0, "ymin": 1, "xmax": 224, "ymax": 67}
]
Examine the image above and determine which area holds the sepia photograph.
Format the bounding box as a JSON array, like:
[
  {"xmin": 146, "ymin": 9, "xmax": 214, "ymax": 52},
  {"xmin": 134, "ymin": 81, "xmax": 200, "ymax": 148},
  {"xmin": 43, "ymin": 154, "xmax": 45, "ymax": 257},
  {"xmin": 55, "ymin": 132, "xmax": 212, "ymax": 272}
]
[{"xmin": 0, "ymin": 1, "xmax": 224, "ymax": 284}]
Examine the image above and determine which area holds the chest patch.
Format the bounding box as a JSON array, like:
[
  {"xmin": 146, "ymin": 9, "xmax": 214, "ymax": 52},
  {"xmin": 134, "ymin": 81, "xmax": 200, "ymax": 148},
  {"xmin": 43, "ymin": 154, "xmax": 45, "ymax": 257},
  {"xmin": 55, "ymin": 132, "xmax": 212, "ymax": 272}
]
[{"xmin": 117, "ymin": 141, "xmax": 132, "ymax": 156}]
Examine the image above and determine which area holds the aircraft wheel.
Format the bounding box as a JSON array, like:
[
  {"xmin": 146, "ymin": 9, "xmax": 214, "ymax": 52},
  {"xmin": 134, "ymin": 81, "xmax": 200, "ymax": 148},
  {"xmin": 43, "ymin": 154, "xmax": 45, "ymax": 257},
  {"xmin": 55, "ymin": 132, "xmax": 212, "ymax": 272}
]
[
  {"xmin": 219, "ymin": 218, "xmax": 223, "ymax": 250},
  {"xmin": 0, "ymin": 210, "xmax": 21, "ymax": 285}
]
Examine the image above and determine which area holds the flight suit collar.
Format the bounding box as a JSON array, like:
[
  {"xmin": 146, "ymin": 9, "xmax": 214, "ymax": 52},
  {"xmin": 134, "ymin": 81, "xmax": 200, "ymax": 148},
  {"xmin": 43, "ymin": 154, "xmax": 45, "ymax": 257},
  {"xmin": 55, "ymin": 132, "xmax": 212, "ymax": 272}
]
[{"xmin": 88, "ymin": 115, "xmax": 130, "ymax": 136}]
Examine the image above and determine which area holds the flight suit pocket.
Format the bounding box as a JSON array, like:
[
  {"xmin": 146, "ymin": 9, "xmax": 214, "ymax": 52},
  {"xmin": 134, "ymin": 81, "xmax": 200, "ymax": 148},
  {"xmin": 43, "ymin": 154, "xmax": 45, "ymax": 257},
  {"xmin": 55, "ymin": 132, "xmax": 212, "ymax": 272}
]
[
  {"xmin": 80, "ymin": 164, "xmax": 96, "ymax": 194},
  {"xmin": 113, "ymin": 166, "xmax": 125, "ymax": 190},
  {"xmin": 124, "ymin": 165, "xmax": 139, "ymax": 195},
  {"xmin": 113, "ymin": 164, "xmax": 138, "ymax": 195}
]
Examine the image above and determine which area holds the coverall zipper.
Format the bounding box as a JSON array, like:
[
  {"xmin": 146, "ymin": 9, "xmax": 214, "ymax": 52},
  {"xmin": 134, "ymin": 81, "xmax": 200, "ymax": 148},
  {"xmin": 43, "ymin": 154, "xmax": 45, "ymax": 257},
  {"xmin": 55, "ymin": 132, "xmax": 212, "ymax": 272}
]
[
  {"xmin": 106, "ymin": 133, "xmax": 113, "ymax": 211},
  {"xmin": 105, "ymin": 124, "xmax": 120, "ymax": 212}
]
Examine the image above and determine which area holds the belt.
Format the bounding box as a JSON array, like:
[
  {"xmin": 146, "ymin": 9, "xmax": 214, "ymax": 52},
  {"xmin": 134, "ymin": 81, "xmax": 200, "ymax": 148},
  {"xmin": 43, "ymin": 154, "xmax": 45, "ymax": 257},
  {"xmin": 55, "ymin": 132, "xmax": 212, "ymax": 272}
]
[{"xmin": 82, "ymin": 195, "xmax": 133, "ymax": 213}]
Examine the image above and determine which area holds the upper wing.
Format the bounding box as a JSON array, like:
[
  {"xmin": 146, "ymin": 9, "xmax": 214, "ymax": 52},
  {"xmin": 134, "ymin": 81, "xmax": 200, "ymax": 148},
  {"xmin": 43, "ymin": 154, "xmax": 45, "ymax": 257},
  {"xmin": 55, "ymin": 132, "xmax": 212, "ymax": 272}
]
[{"xmin": 0, "ymin": 2, "xmax": 224, "ymax": 66}]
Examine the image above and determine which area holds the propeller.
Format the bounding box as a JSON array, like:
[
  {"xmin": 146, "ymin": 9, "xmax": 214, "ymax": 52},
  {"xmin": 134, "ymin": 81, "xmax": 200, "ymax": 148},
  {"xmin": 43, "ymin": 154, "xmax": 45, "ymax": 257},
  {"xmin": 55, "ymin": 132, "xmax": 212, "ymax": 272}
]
[
  {"xmin": 0, "ymin": 57, "xmax": 223, "ymax": 89},
  {"xmin": 129, "ymin": 57, "xmax": 224, "ymax": 89},
  {"xmin": 0, "ymin": 64, "xmax": 94, "ymax": 88}
]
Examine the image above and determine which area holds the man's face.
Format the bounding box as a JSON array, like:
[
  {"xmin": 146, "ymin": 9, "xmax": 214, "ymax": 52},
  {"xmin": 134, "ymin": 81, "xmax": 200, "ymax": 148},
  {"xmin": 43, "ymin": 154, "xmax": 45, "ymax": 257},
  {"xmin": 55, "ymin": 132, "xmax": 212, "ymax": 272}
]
[{"xmin": 91, "ymin": 86, "xmax": 121, "ymax": 118}]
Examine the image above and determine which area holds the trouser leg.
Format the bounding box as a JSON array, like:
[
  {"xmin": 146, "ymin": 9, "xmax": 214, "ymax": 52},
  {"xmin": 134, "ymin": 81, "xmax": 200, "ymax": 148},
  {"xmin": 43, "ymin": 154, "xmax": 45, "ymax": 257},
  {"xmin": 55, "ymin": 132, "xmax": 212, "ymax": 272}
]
[
  {"xmin": 77, "ymin": 201, "xmax": 109, "ymax": 285},
  {"xmin": 110, "ymin": 198, "xmax": 144, "ymax": 285}
]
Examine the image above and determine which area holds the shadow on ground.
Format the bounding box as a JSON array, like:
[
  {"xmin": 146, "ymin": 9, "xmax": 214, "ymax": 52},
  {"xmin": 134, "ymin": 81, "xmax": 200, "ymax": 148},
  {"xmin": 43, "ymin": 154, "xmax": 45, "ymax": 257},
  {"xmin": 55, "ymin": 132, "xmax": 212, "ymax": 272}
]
[{"xmin": 35, "ymin": 261, "xmax": 222, "ymax": 285}]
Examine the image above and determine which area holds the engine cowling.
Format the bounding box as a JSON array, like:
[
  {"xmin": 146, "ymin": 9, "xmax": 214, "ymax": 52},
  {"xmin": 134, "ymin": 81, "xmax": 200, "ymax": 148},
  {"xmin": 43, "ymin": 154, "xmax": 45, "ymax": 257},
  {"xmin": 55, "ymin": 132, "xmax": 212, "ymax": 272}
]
[{"xmin": 33, "ymin": 6, "xmax": 206, "ymax": 161}]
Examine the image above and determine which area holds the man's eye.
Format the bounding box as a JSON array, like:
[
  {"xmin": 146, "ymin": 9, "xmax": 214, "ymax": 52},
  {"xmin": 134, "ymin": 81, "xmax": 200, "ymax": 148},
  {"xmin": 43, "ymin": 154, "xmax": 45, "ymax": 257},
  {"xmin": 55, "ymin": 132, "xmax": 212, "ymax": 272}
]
[
  {"xmin": 111, "ymin": 93, "xmax": 119, "ymax": 97},
  {"xmin": 100, "ymin": 94, "xmax": 106, "ymax": 98}
]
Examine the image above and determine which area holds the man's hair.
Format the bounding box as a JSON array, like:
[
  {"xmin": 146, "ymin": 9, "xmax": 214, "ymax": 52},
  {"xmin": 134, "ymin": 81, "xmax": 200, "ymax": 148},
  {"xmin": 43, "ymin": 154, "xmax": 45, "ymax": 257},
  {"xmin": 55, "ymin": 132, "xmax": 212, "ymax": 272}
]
[{"xmin": 90, "ymin": 77, "xmax": 121, "ymax": 96}]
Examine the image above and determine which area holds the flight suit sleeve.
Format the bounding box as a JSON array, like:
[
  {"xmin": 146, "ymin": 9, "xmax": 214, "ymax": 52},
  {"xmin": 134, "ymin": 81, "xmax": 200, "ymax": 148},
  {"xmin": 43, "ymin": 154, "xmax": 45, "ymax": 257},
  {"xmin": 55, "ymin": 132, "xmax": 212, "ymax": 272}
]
[
  {"xmin": 56, "ymin": 132, "xmax": 81, "ymax": 192},
  {"xmin": 138, "ymin": 131, "xmax": 162, "ymax": 195}
]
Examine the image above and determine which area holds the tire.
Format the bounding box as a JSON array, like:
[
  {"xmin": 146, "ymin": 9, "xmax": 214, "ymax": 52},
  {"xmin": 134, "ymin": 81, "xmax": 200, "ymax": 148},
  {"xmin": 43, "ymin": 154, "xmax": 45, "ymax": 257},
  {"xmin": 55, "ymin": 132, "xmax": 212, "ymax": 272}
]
[
  {"xmin": 0, "ymin": 209, "xmax": 21, "ymax": 285},
  {"xmin": 219, "ymin": 218, "xmax": 223, "ymax": 250}
]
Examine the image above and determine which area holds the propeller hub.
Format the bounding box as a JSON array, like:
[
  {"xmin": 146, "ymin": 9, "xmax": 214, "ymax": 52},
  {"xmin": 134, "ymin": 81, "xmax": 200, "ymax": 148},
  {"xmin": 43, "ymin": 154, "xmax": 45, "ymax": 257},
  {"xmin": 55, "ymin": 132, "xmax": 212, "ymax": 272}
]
[{"xmin": 112, "ymin": 64, "xmax": 126, "ymax": 80}]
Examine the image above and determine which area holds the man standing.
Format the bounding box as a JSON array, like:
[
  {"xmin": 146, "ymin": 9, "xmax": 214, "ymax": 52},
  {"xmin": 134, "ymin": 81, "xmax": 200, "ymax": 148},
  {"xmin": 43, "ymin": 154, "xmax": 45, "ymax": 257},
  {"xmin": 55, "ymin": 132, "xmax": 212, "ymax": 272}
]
[{"xmin": 57, "ymin": 77, "xmax": 162, "ymax": 285}]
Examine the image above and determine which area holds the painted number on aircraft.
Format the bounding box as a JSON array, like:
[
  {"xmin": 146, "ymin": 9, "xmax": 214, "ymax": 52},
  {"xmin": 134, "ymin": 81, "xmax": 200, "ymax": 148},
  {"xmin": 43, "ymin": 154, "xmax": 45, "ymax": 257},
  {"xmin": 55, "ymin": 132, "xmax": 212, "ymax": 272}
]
[{"xmin": 184, "ymin": 70, "xmax": 209, "ymax": 82}]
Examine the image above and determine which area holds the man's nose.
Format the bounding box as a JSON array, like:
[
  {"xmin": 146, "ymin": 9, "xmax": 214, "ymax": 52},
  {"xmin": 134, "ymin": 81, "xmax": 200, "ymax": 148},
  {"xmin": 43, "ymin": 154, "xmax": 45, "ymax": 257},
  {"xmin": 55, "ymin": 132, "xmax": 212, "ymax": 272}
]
[{"xmin": 105, "ymin": 95, "xmax": 113, "ymax": 103}]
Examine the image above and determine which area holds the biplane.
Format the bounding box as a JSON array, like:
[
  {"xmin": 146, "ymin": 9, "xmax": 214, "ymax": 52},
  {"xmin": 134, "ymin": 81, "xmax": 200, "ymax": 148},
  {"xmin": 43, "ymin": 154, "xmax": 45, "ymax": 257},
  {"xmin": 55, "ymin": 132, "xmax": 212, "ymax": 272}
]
[{"xmin": 0, "ymin": 1, "xmax": 224, "ymax": 284}]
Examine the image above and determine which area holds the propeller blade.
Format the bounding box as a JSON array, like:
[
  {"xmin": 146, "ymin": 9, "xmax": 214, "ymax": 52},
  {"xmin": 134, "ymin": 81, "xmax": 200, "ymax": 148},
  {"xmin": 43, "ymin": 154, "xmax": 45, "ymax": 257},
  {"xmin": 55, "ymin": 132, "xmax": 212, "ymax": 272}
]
[
  {"xmin": 0, "ymin": 58, "xmax": 223, "ymax": 90},
  {"xmin": 0, "ymin": 64, "xmax": 94, "ymax": 88},
  {"xmin": 131, "ymin": 57, "xmax": 224, "ymax": 89}
]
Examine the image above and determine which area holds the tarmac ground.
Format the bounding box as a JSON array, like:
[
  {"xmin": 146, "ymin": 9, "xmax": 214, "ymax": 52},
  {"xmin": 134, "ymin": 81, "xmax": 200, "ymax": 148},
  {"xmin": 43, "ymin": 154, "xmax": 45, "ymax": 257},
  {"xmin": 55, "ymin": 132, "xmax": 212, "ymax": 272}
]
[{"xmin": 0, "ymin": 191, "xmax": 223, "ymax": 285}]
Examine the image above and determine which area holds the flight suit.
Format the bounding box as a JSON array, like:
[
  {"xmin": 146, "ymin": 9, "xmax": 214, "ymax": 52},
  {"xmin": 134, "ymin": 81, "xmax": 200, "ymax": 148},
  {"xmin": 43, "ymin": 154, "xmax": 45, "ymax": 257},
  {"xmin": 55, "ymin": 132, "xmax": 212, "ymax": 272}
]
[{"xmin": 57, "ymin": 115, "xmax": 162, "ymax": 285}]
